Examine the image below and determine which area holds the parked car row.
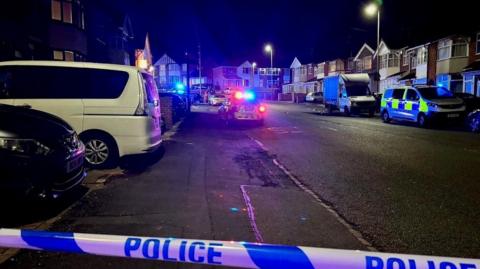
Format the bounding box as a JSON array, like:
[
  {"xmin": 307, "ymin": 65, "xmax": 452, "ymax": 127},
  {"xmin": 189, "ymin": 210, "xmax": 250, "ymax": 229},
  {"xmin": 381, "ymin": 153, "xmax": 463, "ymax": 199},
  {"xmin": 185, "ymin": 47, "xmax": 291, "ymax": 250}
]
[
  {"xmin": 0, "ymin": 61, "xmax": 162, "ymax": 169},
  {"xmin": 307, "ymin": 81, "xmax": 480, "ymax": 132},
  {"xmin": 0, "ymin": 61, "xmax": 163, "ymax": 200}
]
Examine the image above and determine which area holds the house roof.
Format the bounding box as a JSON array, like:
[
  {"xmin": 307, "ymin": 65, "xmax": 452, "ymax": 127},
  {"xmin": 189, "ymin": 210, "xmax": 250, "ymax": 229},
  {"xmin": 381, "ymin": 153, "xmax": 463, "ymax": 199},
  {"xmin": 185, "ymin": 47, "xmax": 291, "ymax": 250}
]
[
  {"xmin": 239, "ymin": 61, "xmax": 252, "ymax": 68},
  {"xmin": 353, "ymin": 43, "xmax": 375, "ymax": 61},
  {"xmin": 154, "ymin": 54, "xmax": 176, "ymax": 65},
  {"xmin": 290, "ymin": 57, "xmax": 302, "ymax": 68}
]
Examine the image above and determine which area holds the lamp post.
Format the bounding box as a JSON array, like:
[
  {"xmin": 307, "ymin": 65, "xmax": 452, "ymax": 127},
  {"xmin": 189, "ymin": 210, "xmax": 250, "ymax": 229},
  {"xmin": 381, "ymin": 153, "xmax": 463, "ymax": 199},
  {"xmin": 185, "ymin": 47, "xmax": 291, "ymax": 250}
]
[
  {"xmin": 264, "ymin": 44, "xmax": 273, "ymax": 90},
  {"xmin": 364, "ymin": 3, "xmax": 380, "ymax": 92},
  {"xmin": 251, "ymin": 62, "xmax": 257, "ymax": 88},
  {"xmin": 364, "ymin": 3, "xmax": 380, "ymax": 49}
]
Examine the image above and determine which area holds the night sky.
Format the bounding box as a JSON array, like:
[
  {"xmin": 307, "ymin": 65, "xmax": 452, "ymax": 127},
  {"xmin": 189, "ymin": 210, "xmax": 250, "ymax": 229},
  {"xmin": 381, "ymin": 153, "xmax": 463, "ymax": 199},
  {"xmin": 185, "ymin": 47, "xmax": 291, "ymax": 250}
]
[{"xmin": 117, "ymin": 0, "xmax": 479, "ymax": 68}]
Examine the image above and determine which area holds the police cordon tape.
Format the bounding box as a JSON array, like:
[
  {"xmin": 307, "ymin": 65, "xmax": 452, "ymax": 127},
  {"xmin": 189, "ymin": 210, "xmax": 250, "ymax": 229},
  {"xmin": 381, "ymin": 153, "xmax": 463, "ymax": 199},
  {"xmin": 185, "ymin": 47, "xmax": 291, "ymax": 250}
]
[{"xmin": 0, "ymin": 228, "xmax": 479, "ymax": 269}]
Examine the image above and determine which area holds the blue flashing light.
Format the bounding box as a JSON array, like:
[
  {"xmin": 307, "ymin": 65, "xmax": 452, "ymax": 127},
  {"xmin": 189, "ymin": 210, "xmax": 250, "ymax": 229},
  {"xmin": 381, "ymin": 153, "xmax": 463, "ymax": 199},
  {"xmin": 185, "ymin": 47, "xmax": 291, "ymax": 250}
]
[
  {"xmin": 175, "ymin": 83, "xmax": 185, "ymax": 94},
  {"xmin": 244, "ymin": 91, "xmax": 255, "ymax": 100}
]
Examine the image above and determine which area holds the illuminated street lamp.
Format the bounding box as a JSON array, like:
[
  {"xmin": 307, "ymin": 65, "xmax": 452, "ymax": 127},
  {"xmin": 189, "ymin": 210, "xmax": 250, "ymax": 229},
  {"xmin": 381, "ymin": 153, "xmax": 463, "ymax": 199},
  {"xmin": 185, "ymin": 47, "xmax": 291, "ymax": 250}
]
[
  {"xmin": 252, "ymin": 62, "xmax": 257, "ymax": 87},
  {"xmin": 264, "ymin": 44, "xmax": 273, "ymax": 89},
  {"xmin": 364, "ymin": 3, "xmax": 380, "ymax": 49}
]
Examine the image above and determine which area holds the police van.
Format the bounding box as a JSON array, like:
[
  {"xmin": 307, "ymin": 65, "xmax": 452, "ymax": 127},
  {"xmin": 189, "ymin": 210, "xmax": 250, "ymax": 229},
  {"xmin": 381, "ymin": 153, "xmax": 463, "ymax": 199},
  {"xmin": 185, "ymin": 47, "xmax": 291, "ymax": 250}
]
[{"xmin": 380, "ymin": 85, "xmax": 465, "ymax": 127}]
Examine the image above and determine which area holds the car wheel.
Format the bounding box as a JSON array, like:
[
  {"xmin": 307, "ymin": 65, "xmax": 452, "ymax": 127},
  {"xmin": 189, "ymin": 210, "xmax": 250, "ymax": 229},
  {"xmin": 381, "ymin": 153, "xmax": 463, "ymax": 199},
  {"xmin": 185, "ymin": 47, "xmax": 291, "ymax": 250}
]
[
  {"xmin": 417, "ymin": 113, "xmax": 429, "ymax": 128},
  {"xmin": 368, "ymin": 109, "xmax": 375, "ymax": 118},
  {"xmin": 82, "ymin": 133, "xmax": 119, "ymax": 169},
  {"xmin": 381, "ymin": 110, "xmax": 391, "ymax": 123}
]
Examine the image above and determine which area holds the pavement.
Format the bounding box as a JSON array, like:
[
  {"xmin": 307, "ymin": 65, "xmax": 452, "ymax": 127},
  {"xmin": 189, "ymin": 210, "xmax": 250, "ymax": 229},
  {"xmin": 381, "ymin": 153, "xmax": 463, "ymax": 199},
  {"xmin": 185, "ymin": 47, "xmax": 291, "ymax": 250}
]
[{"xmin": 1, "ymin": 102, "xmax": 479, "ymax": 268}]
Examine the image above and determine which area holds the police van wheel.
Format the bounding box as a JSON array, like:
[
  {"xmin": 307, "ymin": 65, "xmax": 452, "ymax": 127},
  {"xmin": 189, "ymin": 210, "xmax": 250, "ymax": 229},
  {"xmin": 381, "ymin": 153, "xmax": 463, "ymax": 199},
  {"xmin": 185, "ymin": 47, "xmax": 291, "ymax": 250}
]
[
  {"xmin": 417, "ymin": 113, "xmax": 428, "ymax": 128},
  {"xmin": 344, "ymin": 107, "xmax": 351, "ymax": 117},
  {"xmin": 381, "ymin": 110, "xmax": 391, "ymax": 123}
]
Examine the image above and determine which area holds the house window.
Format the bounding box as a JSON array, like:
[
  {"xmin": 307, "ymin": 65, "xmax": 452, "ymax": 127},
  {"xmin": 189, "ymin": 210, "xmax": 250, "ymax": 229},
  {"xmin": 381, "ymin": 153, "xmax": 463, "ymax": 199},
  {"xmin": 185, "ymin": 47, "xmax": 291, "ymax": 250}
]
[
  {"xmin": 417, "ymin": 47, "xmax": 427, "ymax": 65},
  {"xmin": 53, "ymin": 50, "xmax": 77, "ymax": 61},
  {"xmin": 329, "ymin": 63, "xmax": 336, "ymax": 72},
  {"xmin": 438, "ymin": 39, "xmax": 468, "ymax": 60},
  {"xmin": 53, "ymin": 50, "xmax": 64, "ymax": 60},
  {"xmin": 62, "ymin": 1, "xmax": 72, "ymax": 23},
  {"xmin": 51, "ymin": 0, "xmax": 84, "ymax": 29},
  {"xmin": 363, "ymin": 56, "xmax": 372, "ymax": 70},
  {"xmin": 51, "ymin": 0, "xmax": 62, "ymax": 20},
  {"xmin": 402, "ymin": 53, "xmax": 409, "ymax": 66},
  {"xmin": 476, "ymin": 33, "xmax": 480, "ymax": 55},
  {"xmin": 64, "ymin": 51, "xmax": 74, "ymax": 61},
  {"xmin": 452, "ymin": 41, "xmax": 468, "ymax": 57},
  {"xmin": 243, "ymin": 67, "xmax": 249, "ymax": 74}
]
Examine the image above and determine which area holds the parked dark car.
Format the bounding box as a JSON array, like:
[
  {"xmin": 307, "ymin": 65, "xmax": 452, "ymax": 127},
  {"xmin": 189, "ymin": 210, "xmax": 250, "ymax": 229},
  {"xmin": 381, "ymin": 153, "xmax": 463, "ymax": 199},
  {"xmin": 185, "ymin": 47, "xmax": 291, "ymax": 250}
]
[
  {"xmin": 159, "ymin": 92, "xmax": 187, "ymax": 121},
  {"xmin": 454, "ymin": 92, "xmax": 480, "ymax": 113},
  {"xmin": 0, "ymin": 104, "xmax": 86, "ymax": 200}
]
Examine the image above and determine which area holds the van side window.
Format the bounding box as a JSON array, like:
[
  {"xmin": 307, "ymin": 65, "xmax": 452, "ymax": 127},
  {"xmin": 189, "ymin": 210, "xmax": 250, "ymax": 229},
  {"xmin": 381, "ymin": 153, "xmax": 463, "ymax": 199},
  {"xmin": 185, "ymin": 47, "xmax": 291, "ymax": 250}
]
[
  {"xmin": 0, "ymin": 66, "xmax": 85, "ymax": 99},
  {"xmin": 84, "ymin": 69, "xmax": 129, "ymax": 99},
  {"xmin": 0, "ymin": 66, "xmax": 129, "ymax": 99},
  {"xmin": 392, "ymin": 89, "xmax": 405, "ymax": 100},
  {"xmin": 405, "ymin": 89, "xmax": 419, "ymax": 101}
]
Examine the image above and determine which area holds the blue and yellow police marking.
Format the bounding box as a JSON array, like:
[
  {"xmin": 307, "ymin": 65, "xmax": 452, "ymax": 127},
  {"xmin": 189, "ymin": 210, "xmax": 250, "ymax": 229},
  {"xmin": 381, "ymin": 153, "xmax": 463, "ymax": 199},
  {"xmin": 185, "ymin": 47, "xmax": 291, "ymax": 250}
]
[{"xmin": 0, "ymin": 228, "xmax": 479, "ymax": 269}]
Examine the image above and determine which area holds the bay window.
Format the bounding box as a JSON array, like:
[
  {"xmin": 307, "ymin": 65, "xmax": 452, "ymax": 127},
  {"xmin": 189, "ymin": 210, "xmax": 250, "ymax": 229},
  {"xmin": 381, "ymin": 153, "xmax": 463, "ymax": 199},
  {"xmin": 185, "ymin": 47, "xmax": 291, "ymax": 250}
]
[{"xmin": 438, "ymin": 38, "xmax": 468, "ymax": 60}]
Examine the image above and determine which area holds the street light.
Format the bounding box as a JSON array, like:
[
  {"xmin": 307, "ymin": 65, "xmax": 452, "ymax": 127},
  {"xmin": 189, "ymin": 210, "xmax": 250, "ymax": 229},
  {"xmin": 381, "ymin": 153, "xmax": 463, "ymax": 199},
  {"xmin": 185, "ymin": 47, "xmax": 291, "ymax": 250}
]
[
  {"xmin": 264, "ymin": 44, "xmax": 273, "ymax": 89},
  {"xmin": 251, "ymin": 62, "xmax": 257, "ymax": 88},
  {"xmin": 364, "ymin": 2, "xmax": 380, "ymax": 93},
  {"xmin": 364, "ymin": 3, "xmax": 380, "ymax": 49}
]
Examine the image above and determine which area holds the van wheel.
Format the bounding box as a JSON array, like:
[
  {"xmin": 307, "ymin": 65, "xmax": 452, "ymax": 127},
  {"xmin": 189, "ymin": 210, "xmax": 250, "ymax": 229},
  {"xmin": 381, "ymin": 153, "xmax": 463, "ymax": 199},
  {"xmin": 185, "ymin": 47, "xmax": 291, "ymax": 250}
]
[
  {"xmin": 82, "ymin": 133, "xmax": 119, "ymax": 169},
  {"xmin": 381, "ymin": 110, "xmax": 391, "ymax": 123},
  {"xmin": 326, "ymin": 105, "xmax": 333, "ymax": 115},
  {"xmin": 344, "ymin": 106, "xmax": 351, "ymax": 116},
  {"xmin": 417, "ymin": 113, "xmax": 429, "ymax": 128}
]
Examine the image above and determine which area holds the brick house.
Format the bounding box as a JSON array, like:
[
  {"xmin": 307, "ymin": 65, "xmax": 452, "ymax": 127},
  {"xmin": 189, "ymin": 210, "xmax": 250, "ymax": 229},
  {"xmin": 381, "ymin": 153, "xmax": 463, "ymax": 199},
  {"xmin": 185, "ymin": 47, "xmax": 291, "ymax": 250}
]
[
  {"xmin": 462, "ymin": 31, "xmax": 480, "ymax": 96},
  {"xmin": 353, "ymin": 43, "xmax": 378, "ymax": 92}
]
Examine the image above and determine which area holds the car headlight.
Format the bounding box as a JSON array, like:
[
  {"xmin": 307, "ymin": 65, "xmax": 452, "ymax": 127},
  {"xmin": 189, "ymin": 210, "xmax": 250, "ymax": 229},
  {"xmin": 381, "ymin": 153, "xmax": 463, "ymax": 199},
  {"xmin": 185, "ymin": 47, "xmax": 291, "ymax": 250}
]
[
  {"xmin": 427, "ymin": 102, "xmax": 438, "ymax": 108},
  {"xmin": 0, "ymin": 137, "xmax": 51, "ymax": 156}
]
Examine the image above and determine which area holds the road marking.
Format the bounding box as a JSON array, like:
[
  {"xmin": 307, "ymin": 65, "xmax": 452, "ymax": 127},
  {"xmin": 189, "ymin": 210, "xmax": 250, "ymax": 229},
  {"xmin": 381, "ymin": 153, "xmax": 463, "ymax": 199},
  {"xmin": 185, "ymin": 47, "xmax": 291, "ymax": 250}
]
[
  {"xmin": 252, "ymin": 139, "xmax": 268, "ymax": 151},
  {"xmin": 271, "ymin": 159, "xmax": 376, "ymax": 251},
  {"xmin": 267, "ymin": 126, "xmax": 303, "ymax": 135},
  {"xmin": 326, "ymin": 127, "xmax": 338, "ymax": 132},
  {"xmin": 240, "ymin": 185, "xmax": 264, "ymax": 243}
]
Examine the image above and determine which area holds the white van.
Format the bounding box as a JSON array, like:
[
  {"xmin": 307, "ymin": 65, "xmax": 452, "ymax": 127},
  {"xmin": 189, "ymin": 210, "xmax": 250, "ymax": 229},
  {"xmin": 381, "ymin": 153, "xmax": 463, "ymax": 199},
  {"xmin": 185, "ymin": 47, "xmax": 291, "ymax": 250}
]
[{"xmin": 0, "ymin": 61, "xmax": 162, "ymax": 168}]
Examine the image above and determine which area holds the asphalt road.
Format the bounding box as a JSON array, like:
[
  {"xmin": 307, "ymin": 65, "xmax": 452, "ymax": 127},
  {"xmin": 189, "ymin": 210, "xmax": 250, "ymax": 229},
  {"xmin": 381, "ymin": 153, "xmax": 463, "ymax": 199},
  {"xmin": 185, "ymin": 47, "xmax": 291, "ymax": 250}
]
[{"xmin": 1, "ymin": 102, "xmax": 479, "ymax": 268}]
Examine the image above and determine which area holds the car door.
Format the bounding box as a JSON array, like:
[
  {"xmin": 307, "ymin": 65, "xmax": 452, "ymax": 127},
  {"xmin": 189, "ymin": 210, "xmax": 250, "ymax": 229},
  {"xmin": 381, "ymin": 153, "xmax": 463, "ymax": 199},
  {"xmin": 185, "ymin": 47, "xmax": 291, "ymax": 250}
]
[
  {"xmin": 404, "ymin": 89, "xmax": 420, "ymax": 121},
  {"xmin": 390, "ymin": 88, "xmax": 405, "ymax": 119},
  {"xmin": 11, "ymin": 65, "xmax": 85, "ymax": 132}
]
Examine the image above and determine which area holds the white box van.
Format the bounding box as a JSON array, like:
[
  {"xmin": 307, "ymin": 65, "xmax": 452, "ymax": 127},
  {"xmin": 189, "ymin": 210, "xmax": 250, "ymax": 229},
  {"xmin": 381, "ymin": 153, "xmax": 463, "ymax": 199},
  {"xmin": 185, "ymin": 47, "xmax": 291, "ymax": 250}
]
[{"xmin": 0, "ymin": 61, "xmax": 162, "ymax": 168}]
